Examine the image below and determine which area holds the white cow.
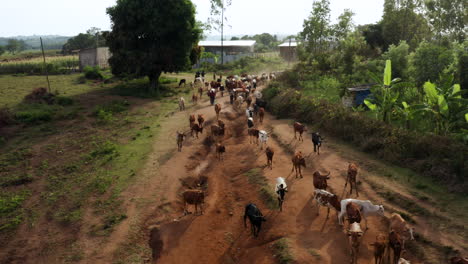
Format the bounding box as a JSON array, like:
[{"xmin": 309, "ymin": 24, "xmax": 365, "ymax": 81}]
[
  {"xmin": 178, "ymin": 97, "xmax": 185, "ymax": 111},
  {"xmin": 258, "ymin": 130, "xmax": 268, "ymax": 150},
  {"xmin": 338, "ymin": 199, "xmax": 384, "ymax": 228}
]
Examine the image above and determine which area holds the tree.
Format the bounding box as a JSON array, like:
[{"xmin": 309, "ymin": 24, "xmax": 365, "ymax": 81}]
[
  {"xmin": 230, "ymin": 36, "xmax": 239, "ymax": 40},
  {"xmin": 334, "ymin": 9, "xmax": 355, "ymax": 40},
  {"xmin": 424, "ymin": 0, "xmax": 466, "ymax": 43},
  {"xmin": 381, "ymin": 0, "xmax": 432, "ymax": 50},
  {"xmin": 61, "ymin": 28, "xmax": 108, "ymax": 54},
  {"xmin": 0, "ymin": 46, "xmax": 5, "ymax": 56},
  {"xmin": 360, "ymin": 23, "xmax": 386, "ymax": 51},
  {"xmin": 383, "ymin": 41, "xmax": 410, "ymax": 79},
  {"xmin": 106, "ymin": 0, "xmax": 202, "ymax": 93},
  {"xmin": 409, "ymin": 41, "xmax": 453, "ymax": 86},
  {"xmin": 5, "ymin": 39, "xmax": 26, "ymax": 54},
  {"xmin": 300, "ymin": 0, "xmax": 332, "ymax": 66}
]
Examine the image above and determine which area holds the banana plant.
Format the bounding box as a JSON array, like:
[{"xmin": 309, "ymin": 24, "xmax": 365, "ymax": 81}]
[
  {"xmin": 415, "ymin": 80, "xmax": 468, "ymax": 135},
  {"xmin": 364, "ymin": 60, "xmax": 402, "ymax": 123}
]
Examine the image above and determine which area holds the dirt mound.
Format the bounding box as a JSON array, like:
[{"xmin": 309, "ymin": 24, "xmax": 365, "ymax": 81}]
[{"xmin": 24, "ymin": 87, "xmax": 55, "ymax": 104}]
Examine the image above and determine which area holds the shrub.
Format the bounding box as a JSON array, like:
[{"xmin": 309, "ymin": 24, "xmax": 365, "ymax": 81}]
[
  {"xmin": 83, "ymin": 66, "xmax": 103, "ymax": 80},
  {"xmin": 15, "ymin": 104, "xmax": 55, "ymax": 124}
]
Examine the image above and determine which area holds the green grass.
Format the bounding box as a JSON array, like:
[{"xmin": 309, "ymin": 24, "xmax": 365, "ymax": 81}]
[
  {"xmin": 245, "ymin": 169, "xmax": 279, "ymax": 210},
  {"xmin": 271, "ymin": 238, "xmax": 294, "ymax": 264},
  {"xmin": 308, "ymin": 248, "xmax": 321, "ymax": 259}
]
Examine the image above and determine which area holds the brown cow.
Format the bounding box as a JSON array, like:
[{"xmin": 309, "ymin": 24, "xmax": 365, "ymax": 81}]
[
  {"xmin": 370, "ymin": 234, "xmax": 386, "ymax": 264},
  {"xmin": 189, "ymin": 114, "xmax": 196, "ymax": 128},
  {"xmin": 387, "ymin": 231, "xmax": 402, "ymax": 264},
  {"xmin": 197, "ymin": 114, "xmax": 205, "ymax": 128},
  {"xmin": 348, "ymin": 222, "xmax": 364, "ymax": 264},
  {"xmin": 176, "ymin": 131, "xmax": 185, "ymax": 152},
  {"xmin": 346, "ymin": 202, "xmax": 362, "ymax": 224},
  {"xmin": 183, "ymin": 190, "xmax": 205, "ymax": 215},
  {"xmin": 192, "ymin": 93, "xmax": 198, "ymax": 104},
  {"xmin": 248, "ymin": 128, "xmax": 260, "ymax": 144},
  {"xmin": 258, "ymin": 107, "xmax": 265, "ymax": 124},
  {"xmin": 291, "ymin": 151, "xmax": 306, "ymax": 178},
  {"xmin": 451, "ymin": 257, "xmax": 468, "ymax": 264},
  {"xmin": 211, "ymin": 124, "xmax": 225, "ymax": 137},
  {"xmin": 345, "ymin": 163, "xmax": 359, "ymax": 197},
  {"xmin": 218, "ymin": 119, "xmax": 225, "ymax": 129},
  {"xmin": 216, "ymin": 143, "xmax": 225, "ymax": 160},
  {"xmin": 313, "ymin": 189, "xmax": 341, "ymax": 219},
  {"xmin": 191, "ymin": 123, "xmax": 203, "ymax": 138},
  {"xmin": 198, "ymin": 87, "xmax": 203, "ymax": 98},
  {"xmin": 215, "ymin": 103, "xmax": 221, "ymax": 120},
  {"xmin": 313, "ymin": 171, "xmax": 330, "ymax": 190},
  {"xmin": 293, "ymin": 122, "xmax": 307, "ymax": 141},
  {"xmin": 265, "ymin": 146, "xmax": 274, "ymax": 169},
  {"xmin": 389, "ymin": 213, "xmax": 414, "ymax": 250},
  {"xmin": 246, "ymin": 96, "xmax": 252, "ymax": 108}
]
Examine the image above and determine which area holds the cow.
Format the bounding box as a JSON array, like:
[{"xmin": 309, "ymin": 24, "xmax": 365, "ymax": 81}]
[
  {"xmin": 258, "ymin": 107, "xmax": 265, "ymax": 124},
  {"xmin": 198, "ymin": 86, "xmax": 203, "ymax": 98},
  {"xmin": 293, "ymin": 122, "xmax": 307, "ymax": 141},
  {"xmin": 189, "ymin": 114, "xmax": 196, "ymax": 128},
  {"xmin": 247, "ymin": 117, "xmax": 254, "ymax": 129},
  {"xmin": 192, "ymin": 93, "xmax": 198, "ymax": 104},
  {"xmin": 179, "ymin": 97, "xmax": 185, "ymax": 111},
  {"xmin": 191, "ymin": 123, "xmax": 203, "ymax": 138},
  {"xmin": 389, "ymin": 213, "xmax": 414, "ymax": 250},
  {"xmin": 388, "ymin": 231, "xmax": 403, "ymax": 264},
  {"xmin": 338, "ymin": 199, "xmax": 385, "ymax": 228},
  {"xmin": 246, "ymin": 96, "xmax": 252, "ymax": 108},
  {"xmin": 211, "ymin": 124, "xmax": 225, "ymax": 137},
  {"xmin": 215, "ymin": 103, "xmax": 221, "ymax": 120},
  {"xmin": 346, "ymin": 202, "xmax": 362, "ymax": 224},
  {"xmin": 218, "ymin": 119, "xmax": 225, "ymax": 129},
  {"xmin": 216, "ymin": 143, "xmax": 225, "ymax": 160},
  {"xmin": 275, "ymin": 177, "xmax": 288, "ymax": 212},
  {"xmin": 197, "ymin": 114, "xmax": 205, "ymax": 128},
  {"xmin": 313, "ymin": 171, "xmax": 330, "ymax": 190},
  {"xmin": 176, "ymin": 131, "xmax": 185, "ymax": 152},
  {"xmin": 248, "ymin": 128, "xmax": 259, "ymax": 144},
  {"xmin": 258, "ymin": 130, "xmax": 268, "ymax": 150},
  {"xmin": 265, "ymin": 146, "xmax": 274, "ymax": 169},
  {"xmin": 244, "ymin": 203, "xmax": 266, "ymax": 237},
  {"xmin": 291, "ymin": 151, "xmax": 306, "ymax": 178},
  {"xmin": 313, "ymin": 189, "xmax": 341, "ymax": 219},
  {"xmin": 182, "ymin": 190, "xmax": 205, "ymax": 215},
  {"xmin": 348, "ymin": 222, "xmax": 364, "ymax": 264},
  {"xmin": 311, "ymin": 132, "xmax": 323, "ymax": 155},
  {"xmin": 345, "ymin": 163, "xmax": 359, "ymax": 197},
  {"xmin": 450, "ymin": 257, "xmax": 468, "ymax": 264},
  {"xmin": 178, "ymin": 79, "xmax": 186, "ymax": 87},
  {"xmin": 370, "ymin": 234, "xmax": 387, "ymax": 264}
]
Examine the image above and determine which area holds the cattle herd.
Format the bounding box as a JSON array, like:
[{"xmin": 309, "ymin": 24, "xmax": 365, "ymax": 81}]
[{"xmin": 174, "ymin": 72, "xmax": 466, "ymax": 264}]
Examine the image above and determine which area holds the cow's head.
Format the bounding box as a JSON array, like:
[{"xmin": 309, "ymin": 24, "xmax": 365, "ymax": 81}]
[{"xmin": 376, "ymin": 205, "xmax": 385, "ymax": 216}]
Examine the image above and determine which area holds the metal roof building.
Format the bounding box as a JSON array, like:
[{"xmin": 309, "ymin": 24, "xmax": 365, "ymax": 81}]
[
  {"xmin": 278, "ymin": 42, "xmax": 299, "ymax": 61},
  {"xmin": 199, "ymin": 40, "xmax": 256, "ymax": 54}
]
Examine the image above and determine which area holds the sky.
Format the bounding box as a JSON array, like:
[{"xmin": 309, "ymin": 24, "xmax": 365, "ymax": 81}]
[{"xmin": 0, "ymin": 0, "xmax": 384, "ymax": 38}]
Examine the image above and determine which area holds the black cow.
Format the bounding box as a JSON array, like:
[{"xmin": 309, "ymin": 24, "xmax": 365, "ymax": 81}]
[
  {"xmin": 311, "ymin": 132, "xmax": 323, "ymax": 155},
  {"xmin": 244, "ymin": 203, "xmax": 266, "ymax": 237},
  {"xmin": 178, "ymin": 79, "xmax": 186, "ymax": 87}
]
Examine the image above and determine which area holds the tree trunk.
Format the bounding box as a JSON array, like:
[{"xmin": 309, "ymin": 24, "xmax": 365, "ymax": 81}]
[{"xmin": 148, "ymin": 71, "xmax": 162, "ymax": 96}]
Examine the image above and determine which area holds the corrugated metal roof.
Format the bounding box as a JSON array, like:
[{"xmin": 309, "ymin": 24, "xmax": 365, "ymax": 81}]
[
  {"xmin": 199, "ymin": 40, "xmax": 256, "ymax": 47},
  {"xmin": 279, "ymin": 42, "xmax": 299, "ymax": 47}
]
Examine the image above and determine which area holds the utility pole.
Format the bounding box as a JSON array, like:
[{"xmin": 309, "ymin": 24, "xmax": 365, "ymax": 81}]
[
  {"xmin": 40, "ymin": 37, "xmax": 51, "ymax": 93},
  {"xmin": 221, "ymin": 0, "xmax": 224, "ymax": 65}
]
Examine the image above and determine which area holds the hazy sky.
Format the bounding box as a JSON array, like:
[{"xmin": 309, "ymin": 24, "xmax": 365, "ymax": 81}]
[{"xmin": 1, "ymin": 0, "xmax": 384, "ymax": 37}]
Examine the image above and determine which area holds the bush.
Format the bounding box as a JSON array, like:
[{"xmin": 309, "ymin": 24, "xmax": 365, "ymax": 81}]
[
  {"xmin": 15, "ymin": 104, "xmax": 56, "ymax": 124},
  {"xmin": 83, "ymin": 66, "xmax": 103, "ymax": 80}
]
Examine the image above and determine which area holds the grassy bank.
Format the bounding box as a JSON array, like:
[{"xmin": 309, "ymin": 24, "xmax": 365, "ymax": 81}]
[
  {"xmin": 0, "ymin": 72, "xmax": 192, "ymax": 261},
  {"xmin": 263, "ymin": 80, "xmax": 468, "ymax": 192}
]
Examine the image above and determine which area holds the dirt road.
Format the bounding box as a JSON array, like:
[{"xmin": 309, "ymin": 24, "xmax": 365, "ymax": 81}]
[{"xmin": 81, "ymin": 84, "xmax": 465, "ymax": 264}]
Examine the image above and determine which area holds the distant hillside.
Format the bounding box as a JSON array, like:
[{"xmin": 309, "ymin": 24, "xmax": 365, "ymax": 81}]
[{"xmin": 0, "ymin": 35, "xmax": 71, "ymax": 50}]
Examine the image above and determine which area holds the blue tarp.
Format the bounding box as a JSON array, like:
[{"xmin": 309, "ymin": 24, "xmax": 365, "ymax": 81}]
[{"xmin": 354, "ymin": 90, "xmax": 371, "ymax": 106}]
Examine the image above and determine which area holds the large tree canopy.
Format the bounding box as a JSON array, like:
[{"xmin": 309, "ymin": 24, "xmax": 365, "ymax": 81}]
[{"xmin": 106, "ymin": 0, "xmax": 202, "ymax": 93}]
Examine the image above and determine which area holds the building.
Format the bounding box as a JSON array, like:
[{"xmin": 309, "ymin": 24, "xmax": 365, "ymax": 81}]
[
  {"xmin": 279, "ymin": 42, "xmax": 298, "ymax": 61},
  {"xmin": 79, "ymin": 47, "xmax": 111, "ymax": 70},
  {"xmin": 197, "ymin": 40, "xmax": 256, "ymax": 65}
]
